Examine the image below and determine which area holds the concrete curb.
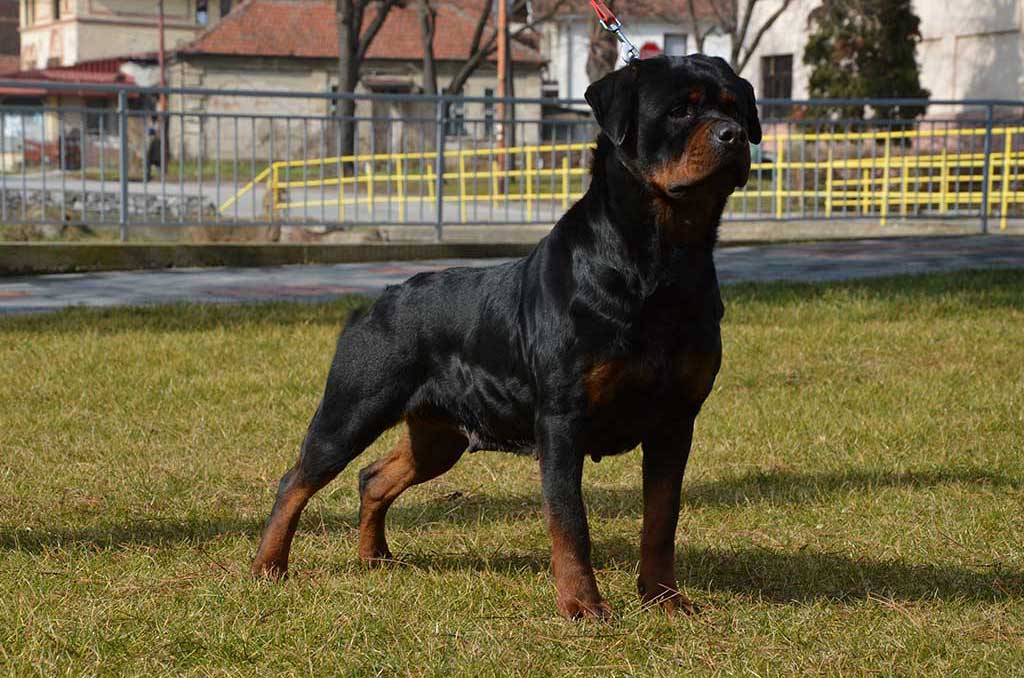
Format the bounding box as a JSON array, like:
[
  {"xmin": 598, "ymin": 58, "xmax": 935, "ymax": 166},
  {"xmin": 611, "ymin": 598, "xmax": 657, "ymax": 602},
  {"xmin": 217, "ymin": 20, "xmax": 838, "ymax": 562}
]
[
  {"xmin": 3, "ymin": 223, "xmax": 1020, "ymax": 275},
  {"xmin": 0, "ymin": 242, "xmax": 538, "ymax": 276}
]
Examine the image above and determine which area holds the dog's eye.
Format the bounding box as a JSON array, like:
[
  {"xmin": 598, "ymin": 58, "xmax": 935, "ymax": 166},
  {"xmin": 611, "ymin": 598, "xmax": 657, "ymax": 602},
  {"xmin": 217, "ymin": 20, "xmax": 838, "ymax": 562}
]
[{"xmin": 670, "ymin": 103, "xmax": 698, "ymax": 119}]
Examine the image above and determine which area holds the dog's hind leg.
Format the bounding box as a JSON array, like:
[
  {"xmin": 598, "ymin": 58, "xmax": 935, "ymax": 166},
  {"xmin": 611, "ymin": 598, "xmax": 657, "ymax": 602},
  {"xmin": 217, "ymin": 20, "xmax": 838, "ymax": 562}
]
[
  {"xmin": 252, "ymin": 319, "xmax": 419, "ymax": 579},
  {"xmin": 251, "ymin": 419, "xmax": 381, "ymax": 579},
  {"xmin": 356, "ymin": 415, "xmax": 467, "ymax": 562}
]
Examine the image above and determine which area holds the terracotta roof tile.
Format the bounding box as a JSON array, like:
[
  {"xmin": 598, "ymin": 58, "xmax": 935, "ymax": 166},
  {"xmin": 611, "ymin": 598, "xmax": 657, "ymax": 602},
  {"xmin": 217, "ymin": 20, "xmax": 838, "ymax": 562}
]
[
  {"xmin": 3, "ymin": 57, "xmax": 136, "ymax": 85},
  {"xmin": 183, "ymin": 0, "xmax": 544, "ymax": 64}
]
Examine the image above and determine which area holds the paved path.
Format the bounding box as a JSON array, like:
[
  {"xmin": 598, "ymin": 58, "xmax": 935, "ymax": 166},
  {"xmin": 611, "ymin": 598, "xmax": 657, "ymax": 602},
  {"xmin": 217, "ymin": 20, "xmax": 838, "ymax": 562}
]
[{"xmin": 1, "ymin": 236, "xmax": 1021, "ymax": 316}]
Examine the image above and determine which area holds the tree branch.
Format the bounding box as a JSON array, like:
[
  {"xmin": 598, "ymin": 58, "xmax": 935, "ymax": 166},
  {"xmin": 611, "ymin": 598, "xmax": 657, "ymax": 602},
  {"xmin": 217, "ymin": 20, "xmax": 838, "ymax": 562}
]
[
  {"xmin": 734, "ymin": 0, "xmax": 759, "ymax": 53},
  {"xmin": 356, "ymin": 0, "xmax": 402, "ymax": 63},
  {"xmin": 708, "ymin": 0, "xmax": 737, "ymax": 33},
  {"xmin": 446, "ymin": 0, "xmax": 569, "ymax": 93},
  {"xmin": 465, "ymin": 0, "xmax": 493, "ymax": 62},
  {"xmin": 687, "ymin": 0, "xmax": 706, "ymax": 52},
  {"xmin": 736, "ymin": 0, "xmax": 792, "ymax": 73}
]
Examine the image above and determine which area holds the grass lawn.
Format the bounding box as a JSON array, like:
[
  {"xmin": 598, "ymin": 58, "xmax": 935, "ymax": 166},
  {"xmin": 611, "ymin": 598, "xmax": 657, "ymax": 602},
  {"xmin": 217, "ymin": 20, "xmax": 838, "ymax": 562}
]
[{"xmin": 2, "ymin": 269, "xmax": 1022, "ymax": 675}]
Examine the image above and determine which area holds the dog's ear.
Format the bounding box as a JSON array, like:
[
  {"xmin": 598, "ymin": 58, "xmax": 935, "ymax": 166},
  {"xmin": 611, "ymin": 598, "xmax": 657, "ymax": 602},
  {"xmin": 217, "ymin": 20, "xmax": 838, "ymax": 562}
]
[
  {"xmin": 738, "ymin": 77, "xmax": 762, "ymax": 145},
  {"xmin": 585, "ymin": 65, "xmax": 638, "ymax": 148}
]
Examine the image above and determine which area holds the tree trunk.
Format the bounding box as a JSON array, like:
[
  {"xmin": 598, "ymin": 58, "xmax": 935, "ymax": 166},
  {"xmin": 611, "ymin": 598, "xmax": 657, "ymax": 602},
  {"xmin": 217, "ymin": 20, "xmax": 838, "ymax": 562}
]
[
  {"xmin": 418, "ymin": 0, "xmax": 437, "ymax": 95},
  {"xmin": 336, "ymin": 0, "xmax": 358, "ymax": 158},
  {"xmin": 504, "ymin": 22, "xmax": 516, "ymax": 147}
]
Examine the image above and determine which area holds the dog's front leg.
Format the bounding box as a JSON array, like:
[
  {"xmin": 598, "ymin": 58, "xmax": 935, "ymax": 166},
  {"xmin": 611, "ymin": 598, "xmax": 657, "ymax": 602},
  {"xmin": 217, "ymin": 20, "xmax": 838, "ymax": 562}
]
[
  {"xmin": 638, "ymin": 421, "xmax": 697, "ymax": 615},
  {"xmin": 537, "ymin": 420, "xmax": 610, "ymax": 620}
]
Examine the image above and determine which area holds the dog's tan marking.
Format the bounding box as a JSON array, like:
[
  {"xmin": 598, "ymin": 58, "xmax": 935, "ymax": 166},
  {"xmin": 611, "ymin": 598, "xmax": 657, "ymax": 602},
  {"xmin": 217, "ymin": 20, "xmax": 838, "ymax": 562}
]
[
  {"xmin": 357, "ymin": 416, "xmax": 466, "ymax": 562},
  {"xmin": 546, "ymin": 507, "xmax": 610, "ymax": 619},
  {"xmin": 648, "ymin": 120, "xmax": 717, "ymax": 192},
  {"xmin": 252, "ymin": 481, "xmax": 317, "ymax": 579},
  {"xmin": 675, "ymin": 349, "xmax": 721, "ymax": 405},
  {"xmin": 584, "ymin": 359, "xmax": 656, "ymax": 410},
  {"xmin": 583, "ymin": 359, "xmax": 626, "ymax": 408}
]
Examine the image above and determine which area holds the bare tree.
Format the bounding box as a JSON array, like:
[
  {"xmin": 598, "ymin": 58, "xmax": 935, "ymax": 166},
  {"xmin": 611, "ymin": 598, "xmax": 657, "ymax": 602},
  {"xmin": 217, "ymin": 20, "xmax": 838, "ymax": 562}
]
[
  {"xmin": 704, "ymin": 0, "xmax": 795, "ymax": 73},
  {"xmin": 444, "ymin": 0, "xmax": 571, "ymax": 95},
  {"xmin": 336, "ymin": 0, "xmax": 403, "ymax": 155},
  {"xmin": 418, "ymin": 0, "xmax": 438, "ymax": 95},
  {"xmin": 686, "ymin": 0, "xmax": 717, "ymax": 53}
]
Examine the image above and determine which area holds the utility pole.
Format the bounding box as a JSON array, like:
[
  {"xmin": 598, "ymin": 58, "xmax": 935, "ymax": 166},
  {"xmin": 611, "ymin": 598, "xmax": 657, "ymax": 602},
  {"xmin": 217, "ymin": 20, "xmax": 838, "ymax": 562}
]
[
  {"xmin": 158, "ymin": 0, "xmax": 167, "ymax": 112},
  {"xmin": 496, "ymin": 0, "xmax": 506, "ymax": 147}
]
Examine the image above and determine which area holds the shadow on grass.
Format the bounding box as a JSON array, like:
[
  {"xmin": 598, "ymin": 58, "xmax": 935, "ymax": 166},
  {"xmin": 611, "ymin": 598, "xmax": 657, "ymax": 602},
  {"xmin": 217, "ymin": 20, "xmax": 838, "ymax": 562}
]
[
  {"xmin": 3, "ymin": 466, "xmax": 1016, "ymax": 550},
  {"xmin": 377, "ymin": 465, "xmax": 1019, "ymax": 529},
  {"xmin": 4, "ymin": 522, "xmax": 1018, "ymax": 606},
  {"xmin": 3, "ymin": 465, "xmax": 1021, "ymax": 603},
  {"xmin": 5, "ymin": 466, "xmax": 1012, "ymax": 552},
  {"xmin": 392, "ymin": 539, "xmax": 1024, "ymax": 605}
]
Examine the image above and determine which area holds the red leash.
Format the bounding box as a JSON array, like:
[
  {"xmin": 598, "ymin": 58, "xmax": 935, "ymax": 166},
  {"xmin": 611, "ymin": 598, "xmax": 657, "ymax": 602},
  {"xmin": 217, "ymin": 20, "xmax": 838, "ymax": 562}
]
[{"xmin": 588, "ymin": 0, "xmax": 640, "ymax": 62}]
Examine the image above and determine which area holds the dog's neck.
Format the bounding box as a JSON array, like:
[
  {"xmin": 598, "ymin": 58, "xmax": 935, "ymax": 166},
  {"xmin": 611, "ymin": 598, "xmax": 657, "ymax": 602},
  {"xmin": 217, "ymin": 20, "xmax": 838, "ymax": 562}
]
[{"xmin": 578, "ymin": 136, "xmax": 725, "ymax": 287}]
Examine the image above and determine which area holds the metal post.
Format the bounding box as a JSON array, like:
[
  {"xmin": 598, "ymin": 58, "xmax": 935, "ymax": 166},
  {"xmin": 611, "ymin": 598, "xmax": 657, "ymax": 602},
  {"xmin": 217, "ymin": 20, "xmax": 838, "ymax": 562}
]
[
  {"xmin": 117, "ymin": 89, "xmax": 129, "ymax": 241},
  {"xmin": 434, "ymin": 96, "xmax": 446, "ymax": 242},
  {"xmin": 980, "ymin": 104, "xmax": 994, "ymax": 234}
]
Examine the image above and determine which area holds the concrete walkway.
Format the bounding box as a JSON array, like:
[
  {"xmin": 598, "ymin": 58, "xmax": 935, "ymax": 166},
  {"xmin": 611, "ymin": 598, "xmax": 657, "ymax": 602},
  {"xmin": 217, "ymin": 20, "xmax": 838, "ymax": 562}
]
[{"xmin": 1, "ymin": 236, "xmax": 1022, "ymax": 316}]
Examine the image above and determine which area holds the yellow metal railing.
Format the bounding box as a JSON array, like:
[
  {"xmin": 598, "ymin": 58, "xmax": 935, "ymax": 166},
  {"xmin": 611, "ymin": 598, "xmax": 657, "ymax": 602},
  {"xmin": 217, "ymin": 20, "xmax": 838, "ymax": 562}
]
[{"xmin": 220, "ymin": 126, "xmax": 1024, "ymax": 230}]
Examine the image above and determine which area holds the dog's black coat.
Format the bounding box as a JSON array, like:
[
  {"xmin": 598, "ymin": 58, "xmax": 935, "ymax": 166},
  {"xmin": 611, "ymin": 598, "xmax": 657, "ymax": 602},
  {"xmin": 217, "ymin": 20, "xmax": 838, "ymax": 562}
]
[{"xmin": 254, "ymin": 55, "xmax": 761, "ymax": 618}]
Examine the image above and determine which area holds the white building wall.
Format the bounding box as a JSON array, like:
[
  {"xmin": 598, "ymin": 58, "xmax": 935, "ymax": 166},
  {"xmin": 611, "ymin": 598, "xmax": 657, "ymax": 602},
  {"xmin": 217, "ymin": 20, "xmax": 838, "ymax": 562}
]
[
  {"xmin": 615, "ymin": 19, "xmax": 732, "ymax": 63},
  {"xmin": 742, "ymin": 0, "xmax": 1024, "ymax": 110},
  {"xmin": 740, "ymin": 0, "xmax": 817, "ymax": 101},
  {"xmin": 915, "ymin": 0, "xmax": 1022, "ymax": 102},
  {"xmin": 542, "ymin": 14, "xmax": 736, "ymax": 110}
]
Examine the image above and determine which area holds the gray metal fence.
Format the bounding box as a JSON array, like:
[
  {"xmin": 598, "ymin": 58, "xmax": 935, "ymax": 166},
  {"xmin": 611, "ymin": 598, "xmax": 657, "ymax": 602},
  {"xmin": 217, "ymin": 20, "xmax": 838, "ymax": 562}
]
[{"xmin": 1, "ymin": 80, "xmax": 1022, "ymax": 241}]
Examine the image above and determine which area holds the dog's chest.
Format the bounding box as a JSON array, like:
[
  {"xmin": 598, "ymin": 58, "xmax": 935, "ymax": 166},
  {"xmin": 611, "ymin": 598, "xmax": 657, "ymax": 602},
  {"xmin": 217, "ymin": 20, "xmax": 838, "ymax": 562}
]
[
  {"xmin": 580, "ymin": 319, "xmax": 722, "ymax": 454},
  {"xmin": 585, "ymin": 341, "xmax": 719, "ymax": 411}
]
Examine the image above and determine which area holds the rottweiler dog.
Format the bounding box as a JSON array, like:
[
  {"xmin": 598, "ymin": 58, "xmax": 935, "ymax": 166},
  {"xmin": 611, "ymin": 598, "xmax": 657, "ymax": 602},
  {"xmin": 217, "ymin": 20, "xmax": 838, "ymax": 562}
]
[{"xmin": 252, "ymin": 55, "xmax": 761, "ymax": 619}]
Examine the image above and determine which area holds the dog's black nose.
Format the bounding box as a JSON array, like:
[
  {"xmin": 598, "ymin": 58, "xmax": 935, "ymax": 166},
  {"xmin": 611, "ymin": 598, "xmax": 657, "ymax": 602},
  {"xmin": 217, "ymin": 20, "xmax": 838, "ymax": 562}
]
[{"xmin": 713, "ymin": 122, "xmax": 747, "ymax": 148}]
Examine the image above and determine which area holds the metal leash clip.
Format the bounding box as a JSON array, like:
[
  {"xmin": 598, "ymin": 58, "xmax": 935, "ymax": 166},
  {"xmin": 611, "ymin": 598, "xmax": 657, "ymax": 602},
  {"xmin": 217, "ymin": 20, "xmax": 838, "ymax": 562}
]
[{"xmin": 588, "ymin": 0, "xmax": 640, "ymax": 63}]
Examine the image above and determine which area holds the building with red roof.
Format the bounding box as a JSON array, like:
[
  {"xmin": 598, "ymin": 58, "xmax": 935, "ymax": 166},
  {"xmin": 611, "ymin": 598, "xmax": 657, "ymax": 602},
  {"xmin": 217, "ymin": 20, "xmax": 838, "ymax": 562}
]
[{"xmin": 167, "ymin": 0, "xmax": 546, "ymax": 159}]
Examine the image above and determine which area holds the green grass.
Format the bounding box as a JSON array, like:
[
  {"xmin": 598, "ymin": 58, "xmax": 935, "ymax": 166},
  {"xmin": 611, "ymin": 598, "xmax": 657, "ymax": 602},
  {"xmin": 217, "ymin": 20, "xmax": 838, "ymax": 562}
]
[
  {"xmin": 2, "ymin": 269, "xmax": 1023, "ymax": 675},
  {"xmin": 74, "ymin": 160, "xmax": 268, "ymax": 184}
]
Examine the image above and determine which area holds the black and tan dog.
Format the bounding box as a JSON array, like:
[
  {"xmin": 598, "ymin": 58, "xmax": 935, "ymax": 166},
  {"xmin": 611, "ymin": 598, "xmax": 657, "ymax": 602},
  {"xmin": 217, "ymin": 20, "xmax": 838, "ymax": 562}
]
[{"xmin": 252, "ymin": 55, "xmax": 761, "ymax": 619}]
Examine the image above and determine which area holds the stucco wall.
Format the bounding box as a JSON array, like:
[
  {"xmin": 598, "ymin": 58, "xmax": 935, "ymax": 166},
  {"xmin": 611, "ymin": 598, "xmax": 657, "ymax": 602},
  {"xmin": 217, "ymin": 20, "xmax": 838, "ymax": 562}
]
[
  {"xmin": 739, "ymin": 0, "xmax": 816, "ymax": 102},
  {"xmin": 541, "ymin": 15, "xmax": 734, "ymax": 110},
  {"xmin": 916, "ymin": 0, "xmax": 1022, "ymax": 104},
  {"xmin": 167, "ymin": 56, "xmax": 543, "ymax": 162},
  {"xmin": 741, "ymin": 0, "xmax": 1024, "ymax": 115},
  {"xmin": 19, "ymin": 0, "xmax": 218, "ymax": 68}
]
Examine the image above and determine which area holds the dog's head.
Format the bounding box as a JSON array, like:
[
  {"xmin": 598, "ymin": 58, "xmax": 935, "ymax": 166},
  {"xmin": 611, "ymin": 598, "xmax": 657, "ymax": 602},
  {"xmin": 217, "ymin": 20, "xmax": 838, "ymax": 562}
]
[{"xmin": 585, "ymin": 55, "xmax": 761, "ymax": 202}]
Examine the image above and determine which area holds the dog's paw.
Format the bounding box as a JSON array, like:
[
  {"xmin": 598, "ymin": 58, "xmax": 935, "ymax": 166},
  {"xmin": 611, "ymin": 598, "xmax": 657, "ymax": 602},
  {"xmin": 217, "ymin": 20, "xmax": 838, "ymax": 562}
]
[
  {"xmin": 557, "ymin": 596, "xmax": 613, "ymax": 621},
  {"xmin": 358, "ymin": 547, "xmax": 396, "ymax": 567},
  {"xmin": 251, "ymin": 559, "xmax": 288, "ymax": 581},
  {"xmin": 637, "ymin": 578, "xmax": 697, "ymax": 616}
]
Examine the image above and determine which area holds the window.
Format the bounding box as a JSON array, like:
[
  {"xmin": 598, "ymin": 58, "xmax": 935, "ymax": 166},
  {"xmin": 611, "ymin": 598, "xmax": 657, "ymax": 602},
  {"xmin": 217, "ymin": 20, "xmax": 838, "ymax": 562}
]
[
  {"xmin": 196, "ymin": 0, "xmax": 208, "ymax": 25},
  {"xmin": 85, "ymin": 99, "xmax": 115, "ymax": 135},
  {"xmin": 445, "ymin": 92, "xmax": 466, "ymax": 137},
  {"xmin": 52, "ymin": 0, "xmax": 59, "ymax": 20},
  {"xmin": 483, "ymin": 87, "xmax": 495, "ymax": 138},
  {"xmin": 761, "ymin": 54, "xmax": 792, "ymax": 117},
  {"xmin": 329, "ymin": 84, "xmax": 340, "ymax": 117},
  {"xmin": 220, "ymin": 0, "xmax": 233, "ymax": 19},
  {"xmin": 664, "ymin": 33, "xmax": 687, "ymax": 57}
]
